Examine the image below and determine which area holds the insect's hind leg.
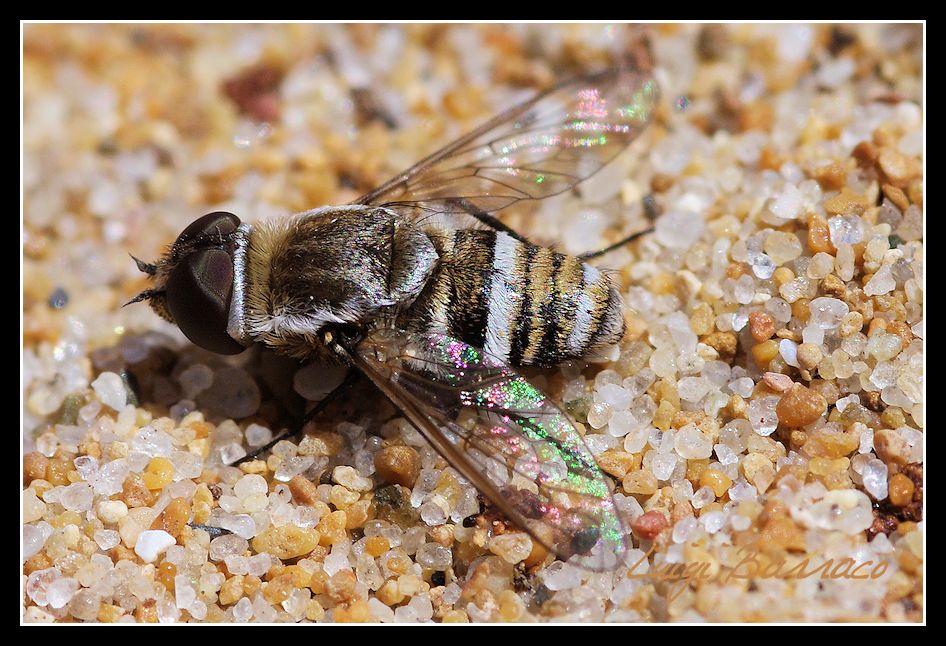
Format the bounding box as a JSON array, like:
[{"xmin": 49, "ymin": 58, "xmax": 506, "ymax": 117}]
[
  {"xmin": 579, "ymin": 195, "xmax": 660, "ymax": 260},
  {"xmin": 447, "ymin": 197, "xmax": 532, "ymax": 244},
  {"xmin": 230, "ymin": 369, "xmax": 358, "ymax": 466},
  {"xmin": 578, "ymin": 227, "xmax": 654, "ymax": 260}
]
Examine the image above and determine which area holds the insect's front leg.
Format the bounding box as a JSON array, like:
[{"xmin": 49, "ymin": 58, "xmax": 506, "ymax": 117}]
[{"xmin": 230, "ymin": 369, "xmax": 359, "ymax": 466}]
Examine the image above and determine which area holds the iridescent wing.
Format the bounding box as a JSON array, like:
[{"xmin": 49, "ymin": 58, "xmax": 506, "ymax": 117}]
[
  {"xmin": 353, "ymin": 328, "xmax": 628, "ymax": 571},
  {"xmin": 355, "ymin": 68, "xmax": 658, "ymax": 219}
]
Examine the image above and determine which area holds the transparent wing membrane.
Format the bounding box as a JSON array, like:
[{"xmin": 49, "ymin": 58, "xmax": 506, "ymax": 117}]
[
  {"xmin": 357, "ymin": 68, "xmax": 658, "ymax": 220},
  {"xmin": 354, "ymin": 329, "xmax": 628, "ymax": 571}
]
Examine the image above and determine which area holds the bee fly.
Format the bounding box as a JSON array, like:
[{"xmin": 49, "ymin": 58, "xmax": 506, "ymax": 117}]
[{"xmin": 130, "ymin": 67, "xmax": 659, "ymax": 571}]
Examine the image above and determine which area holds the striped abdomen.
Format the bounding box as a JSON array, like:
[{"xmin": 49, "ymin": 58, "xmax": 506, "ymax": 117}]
[{"xmin": 404, "ymin": 229, "xmax": 625, "ymax": 367}]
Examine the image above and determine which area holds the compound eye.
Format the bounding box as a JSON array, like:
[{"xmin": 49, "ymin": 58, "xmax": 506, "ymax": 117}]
[
  {"xmin": 176, "ymin": 211, "xmax": 241, "ymax": 245},
  {"xmin": 165, "ymin": 248, "xmax": 245, "ymax": 354}
]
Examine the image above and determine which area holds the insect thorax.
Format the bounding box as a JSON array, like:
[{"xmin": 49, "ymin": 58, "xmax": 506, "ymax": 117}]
[{"xmin": 239, "ymin": 205, "xmax": 439, "ymax": 359}]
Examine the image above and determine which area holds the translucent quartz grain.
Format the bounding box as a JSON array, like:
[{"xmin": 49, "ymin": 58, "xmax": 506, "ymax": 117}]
[
  {"xmin": 91, "ymin": 372, "xmax": 127, "ymax": 411},
  {"xmin": 864, "ymin": 265, "xmax": 896, "ymax": 296},
  {"xmin": 748, "ymin": 396, "xmax": 780, "ymax": 436},
  {"xmin": 862, "ymin": 459, "xmax": 889, "ymax": 500},
  {"xmin": 828, "ymin": 216, "xmax": 865, "ymax": 246},
  {"xmin": 245, "ymin": 423, "xmax": 273, "ymax": 447},
  {"xmin": 674, "ymin": 425, "xmax": 713, "ymax": 459},
  {"xmin": 415, "ymin": 543, "xmax": 452, "ymax": 569},
  {"xmin": 178, "ymin": 363, "xmax": 214, "ymax": 399}
]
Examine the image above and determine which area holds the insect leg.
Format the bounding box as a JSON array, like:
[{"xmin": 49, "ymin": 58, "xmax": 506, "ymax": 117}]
[
  {"xmin": 579, "ymin": 194, "xmax": 660, "ymax": 260},
  {"xmin": 578, "ymin": 227, "xmax": 654, "ymax": 260},
  {"xmin": 230, "ymin": 370, "xmax": 358, "ymax": 466},
  {"xmin": 447, "ymin": 197, "xmax": 532, "ymax": 244}
]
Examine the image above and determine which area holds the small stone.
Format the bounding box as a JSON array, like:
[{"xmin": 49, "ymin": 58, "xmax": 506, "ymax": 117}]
[
  {"xmin": 198, "ymin": 366, "xmax": 261, "ymax": 419},
  {"xmin": 807, "ymin": 213, "xmax": 834, "ymax": 254},
  {"xmin": 650, "ymin": 452, "xmax": 678, "ymax": 481},
  {"xmin": 23, "ymin": 489, "xmax": 46, "ymax": 523},
  {"xmin": 96, "ymin": 499, "xmax": 128, "ymax": 523},
  {"xmin": 597, "ymin": 383, "xmax": 632, "ymax": 410},
  {"xmin": 765, "ymin": 185, "xmax": 803, "ymax": 221},
  {"xmin": 220, "ymin": 443, "xmax": 248, "ymax": 466},
  {"xmin": 742, "ymin": 453, "xmax": 776, "ymax": 493},
  {"xmin": 877, "ymin": 146, "xmax": 922, "ymax": 188},
  {"xmin": 691, "ymin": 485, "xmax": 716, "ymax": 509},
  {"xmin": 825, "ymin": 189, "xmax": 868, "ymax": 216},
  {"xmin": 218, "ymin": 575, "xmax": 245, "ymax": 605},
  {"xmin": 232, "ymin": 597, "xmax": 254, "ymax": 622},
  {"xmin": 809, "ymin": 297, "xmax": 849, "ymax": 329},
  {"xmin": 864, "ymin": 264, "xmax": 896, "ymax": 296},
  {"xmin": 131, "ymin": 427, "xmax": 173, "ymax": 457},
  {"xmin": 59, "ymin": 482, "xmax": 93, "ymax": 512},
  {"xmin": 134, "ymin": 530, "xmax": 176, "ymax": 563},
  {"xmin": 92, "ymin": 372, "xmax": 127, "ymax": 411},
  {"xmin": 748, "ymin": 311, "xmax": 775, "ymax": 342},
  {"xmin": 866, "ymin": 333, "xmax": 903, "ymax": 361},
  {"xmin": 416, "ymin": 542, "xmax": 453, "ymax": 569},
  {"xmin": 796, "ymin": 343, "xmax": 823, "ymax": 370},
  {"xmin": 244, "ymin": 424, "xmax": 273, "ymax": 447},
  {"xmin": 489, "ymin": 533, "xmax": 533, "ymax": 564},
  {"xmin": 714, "ymin": 443, "xmax": 739, "ymax": 465},
  {"xmin": 419, "ymin": 501, "xmax": 447, "ymax": 525},
  {"xmin": 326, "ymin": 570, "xmax": 358, "ymax": 604},
  {"xmin": 888, "ymin": 473, "xmax": 915, "ymax": 507},
  {"xmin": 94, "ymin": 529, "xmax": 120, "ymax": 550},
  {"xmin": 673, "ymin": 424, "xmax": 713, "ymax": 459},
  {"xmin": 45, "ymin": 577, "xmax": 79, "ymax": 609},
  {"xmin": 596, "ymin": 450, "xmax": 639, "ymax": 479},
  {"xmin": 175, "ymin": 575, "xmax": 197, "ymax": 609},
  {"xmin": 812, "ymin": 162, "xmax": 846, "ymax": 190},
  {"xmin": 178, "ymin": 364, "xmax": 214, "ymax": 399},
  {"xmin": 672, "ymin": 516, "xmax": 698, "ymax": 544},
  {"xmin": 807, "ymin": 252, "xmax": 835, "ymax": 279},
  {"xmin": 656, "ymin": 210, "xmax": 705, "ymax": 249},
  {"xmin": 828, "ymin": 215, "xmax": 864, "ymax": 248},
  {"xmin": 748, "ymin": 395, "xmax": 780, "ymax": 436},
  {"xmin": 776, "ymin": 384, "xmax": 827, "ymax": 428},
  {"xmin": 778, "ymin": 339, "xmax": 799, "ymax": 367},
  {"xmin": 759, "ymin": 515, "xmax": 806, "ymax": 551},
  {"xmin": 233, "ymin": 474, "xmax": 268, "ymax": 499},
  {"xmin": 751, "ymin": 339, "xmax": 780, "ymax": 368},
  {"xmin": 142, "ymin": 457, "xmax": 174, "ymax": 490},
  {"xmin": 293, "ymin": 363, "xmax": 348, "ymax": 401},
  {"xmin": 248, "ymin": 553, "xmax": 272, "ymax": 577},
  {"xmin": 762, "ymin": 372, "xmax": 793, "ymax": 392},
  {"xmin": 896, "ymin": 205, "xmax": 922, "ymax": 242},
  {"xmin": 252, "ymin": 524, "xmax": 320, "ymax": 559},
  {"xmin": 677, "ymin": 377, "xmax": 711, "ymax": 403},
  {"xmin": 219, "ymin": 514, "xmax": 257, "ymax": 539},
  {"xmin": 862, "ymin": 458, "xmax": 889, "ymax": 500},
  {"xmin": 24, "ymin": 452, "xmax": 49, "ymax": 484},
  {"xmin": 288, "ymin": 475, "xmax": 320, "ymax": 505},
  {"xmin": 333, "ymin": 465, "xmax": 373, "ymax": 492},
  {"xmin": 631, "ymin": 510, "xmax": 668, "ymax": 539},
  {"xmin": 209, "ymin": 536, "xmax": 250, "ymax": 567},
  {"xmin": 702, "ymin": 332, "xmax": 737, "ymax": 360},
  {"xmin": 374, "ymin": 446, "xmax": 420, "ymax": 487},
  {"xmin": 764, "ymin": 231, "xmax": 803, "ymax": 265},
  {"xmin": 839, "ymin": 311, "xmax": 864, "ymax": 336},
  {"xmin": 623, "ymin": 469, "xmax": 658, "ymax": 495}
]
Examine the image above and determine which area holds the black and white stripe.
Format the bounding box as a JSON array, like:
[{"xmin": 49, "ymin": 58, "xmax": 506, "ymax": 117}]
[{"xmin": 406, "ymin": 229, "xmax": 625, "ymax": 367}]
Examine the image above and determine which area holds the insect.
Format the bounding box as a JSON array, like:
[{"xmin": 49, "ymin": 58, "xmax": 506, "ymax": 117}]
[{"xmin": 129, "ymin": 67, "xmax": 659, "ymax": 571}]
